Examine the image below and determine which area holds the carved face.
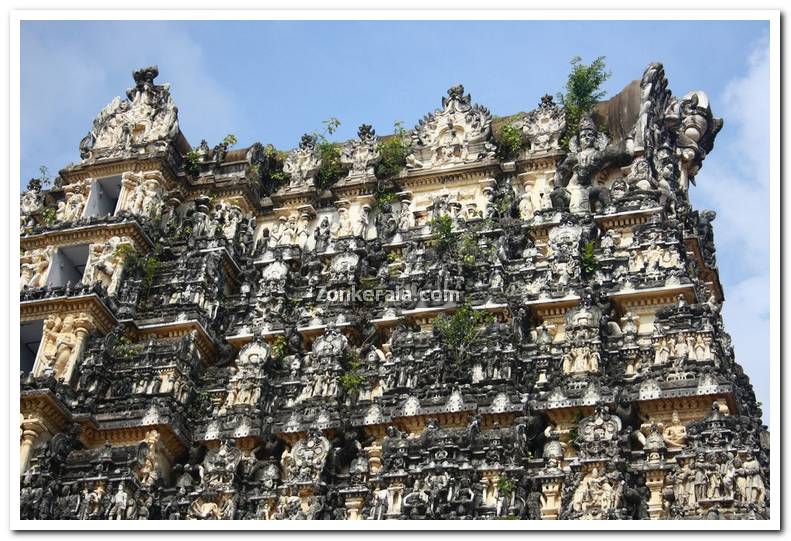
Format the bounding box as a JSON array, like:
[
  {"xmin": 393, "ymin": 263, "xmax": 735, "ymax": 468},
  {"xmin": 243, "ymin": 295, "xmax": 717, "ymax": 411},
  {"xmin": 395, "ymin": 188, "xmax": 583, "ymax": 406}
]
[
  {"xmin": 61, "ymin": 315, "xmax": 75, "ymax": 332},
  {"xmin": 579, "ymin": 128, "xmax": 596, "ymax": 149}
]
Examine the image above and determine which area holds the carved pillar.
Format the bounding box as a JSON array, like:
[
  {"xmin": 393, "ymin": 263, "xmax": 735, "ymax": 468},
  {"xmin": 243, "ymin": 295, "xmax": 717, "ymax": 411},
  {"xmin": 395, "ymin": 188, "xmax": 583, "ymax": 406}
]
[
  {"xmin": 117, "ymin": 172, "xmax": 142, "ymax": 215},
  {"xmin": 345, "ymin": 497, "xmax": 363, "ymax": 520},
  {"xmin": 365, "ymin": 441, "xmax": 383, "ymax": 475},
  {"xmin": 386, "ymin": 482, "xmax": 404, "ymax": 516},
  {"xmin": 539, "ymin": 474, "xmax": 564, "ymax": 520},
  {"xmin": 62, "ymin": 314, "xmax": 95, "ymax": 385},
  {"xmin": 19, "ymin": 422, "xmax": 44, "ymax": 474},
  {"xmin": 645, "ymin": 469, "xmax": 667, "ymax": 519}
]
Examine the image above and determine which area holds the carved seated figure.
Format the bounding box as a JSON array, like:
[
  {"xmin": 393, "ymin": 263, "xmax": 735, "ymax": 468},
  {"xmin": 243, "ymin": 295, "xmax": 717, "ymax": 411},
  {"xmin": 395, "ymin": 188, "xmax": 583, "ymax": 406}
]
[{"xmin": 662, "ymin": 411, "xmax": 687, "ymax": 449}]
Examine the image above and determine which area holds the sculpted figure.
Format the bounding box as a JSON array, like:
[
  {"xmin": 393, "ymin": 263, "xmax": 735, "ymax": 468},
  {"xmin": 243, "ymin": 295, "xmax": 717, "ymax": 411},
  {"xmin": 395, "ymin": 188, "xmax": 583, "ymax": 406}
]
[
  {"xmin": 551, "ymin": 115, "xmax": 632, "ymax": 213},
  {"xmin": 283, "ymin": 134, "xmax": 321, "ymax": 189},
  {"xmin": 41, "ymin": 315, "xmax": 79, "ymax": 378},
  {"xmin": 81, "ymin": 237, "xmax": 130, "ymax": 295},
  {"xmin": 397, "ymin": 199, "xmax": 414, "ymax": 230},
  {"xmin": 332, "ymin": 207, "xmax": 353, "ymax": 238},
  {"xmin": 341, "ymin": 124, "xmax": 381, "ymax": 180},
  {"xmin": 313, "ymin": 216, "xmax": 332, "ymax": 252},
  {"xmin": 355, "ymin": 204, "xmax": 371, "ymax": 238},
  {"xmin": 20, "ymin": 246, "xmax": 55, "ymax": 290},
  {"xmin": 20, "ymin": 178, "xmax": 43, "ymax": 218},
  {"xmin": 57, "ymin": 184, "xmax": 87, "ymax": 222},
  {"xmin": 108, "ymin": 483, "xmax": 129, "ymax": 520},
  {"xmin": 662, "ymin": 411, "xmax": 687, "ymax": 448}
]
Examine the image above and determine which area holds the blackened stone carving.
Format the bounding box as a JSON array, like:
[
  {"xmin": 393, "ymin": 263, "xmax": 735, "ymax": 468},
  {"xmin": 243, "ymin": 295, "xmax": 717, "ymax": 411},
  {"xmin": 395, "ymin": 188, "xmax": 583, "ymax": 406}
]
[{"xmin": 20, "ymin": 63, "xmax": 767, "ymax": 523}]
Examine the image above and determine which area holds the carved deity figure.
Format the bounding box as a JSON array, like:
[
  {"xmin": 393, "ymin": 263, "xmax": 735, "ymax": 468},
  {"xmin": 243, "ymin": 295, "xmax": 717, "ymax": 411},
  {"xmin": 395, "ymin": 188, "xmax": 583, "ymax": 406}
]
[
  {"xmin": 128, "ymin": 177, "xmax": 163, "ymax": 218},
  {"xmin": 107, "ymin": 483, "xmax": 130, "ymax": 520},
  {"xmin": 664, "ymin": 91, "xmax": 723, "ymax": 192},
  {"xmin": 36, "ymin": 314, "xmax": 91, "ymax": 380},
  {"xmin": 20, "ymin": 245, "xmax": 55, "ymax": 290},
  {"xmin": 662, "ymin": 411, "xmax": 687, "ymax": 449},
  {"xmin": 355, "ymin": 204, "xmax": 372, "ymax": 238},
  {"xmin": 341, "ymin": 124, "xmax": 381, "ymax": 181},
  {"xmin": 551, "ymin": 115, "xmax": 632, "ymax": 213},
  {"xmin": 332, "ymin": 207, "xmax": 354, "ymax": 238},
  {"xmin": 56, "ymin": 184, "xmax": 87, "ymax": 222},
  {"xmin": 397, "ymin": 199, "xmax": 415, "ymax": 230},
  {"xmin": 571, "ymin": 467, "xmax": 620, "ymax": 519},
  {"xmin": 283, "ymin": 134, "xmax": 321, "ymax": 189},
  {"xmin": 81, "ymin": 237, "xmax": 131, "ymax": 296}
]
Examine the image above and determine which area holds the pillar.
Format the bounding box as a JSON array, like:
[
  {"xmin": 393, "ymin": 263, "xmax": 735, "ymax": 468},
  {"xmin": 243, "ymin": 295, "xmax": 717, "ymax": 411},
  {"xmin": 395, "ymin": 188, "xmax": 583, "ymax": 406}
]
[
  {"xmin": 20, "ymin": 422, "xmax": 43, "ymax": 474},
  {"xmin": 387, "ymin": 483, "xmax": 403, "ymax": 516},
  {"xmin": 645, "ymin": 469, "xmax": 667, "ymax": 519},
  {"xmin": 540, "ymin": 476, "xmax": 564, "ymax": 520},
  {"xmin": 344, "ymin": 495, "xmax": 365, "ymax": 520},
  {"xmin": 365, "ymin": 441, "xmax": 383, "ymax": 475}
]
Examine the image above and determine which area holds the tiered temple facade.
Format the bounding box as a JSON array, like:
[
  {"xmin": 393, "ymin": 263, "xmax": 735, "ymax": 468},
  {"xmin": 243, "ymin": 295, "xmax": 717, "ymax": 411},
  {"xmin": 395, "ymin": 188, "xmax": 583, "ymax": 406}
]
[{"xmin": 19, "ymin": 64, "xmax": 769, "ymax": 521}]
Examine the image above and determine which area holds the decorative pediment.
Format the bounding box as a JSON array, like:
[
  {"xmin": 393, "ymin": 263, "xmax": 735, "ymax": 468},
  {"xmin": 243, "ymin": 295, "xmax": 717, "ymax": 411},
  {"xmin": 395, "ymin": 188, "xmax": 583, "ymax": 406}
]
[
  {"xmin": 79, "ymin": 66, "xmax": 179, "ymax": 162},
  {"xmin": 311, "ymin": 324, "xmax": 348, "ymax": 357},
  {"xmin": 282, "ymin": 134, "xmax": 321, "ymax": 190},
  {"xmin": 517, "ymin": 94, "xmax": 566, "ymax": 154},
  {"xmin": 236, "ymin": 339, "xmax": 271, "ymax": 367},
  {"xmin": 290, "ymin": 428, "xmax": 331, "ymax": 483},
  {"xmin": 574, "ymin": 405, "xmax": 623, "ymax": 459},
  {"xmin": 201, "ymin": 439, "xmax": 243, "ymax": 488},
  {"xmin": 406, "ymin": 84, "xmax": 495, "ymax": 170},
  {"xmin": 340, "ymin": 124, "xmax": 380, "ymax": 182}
]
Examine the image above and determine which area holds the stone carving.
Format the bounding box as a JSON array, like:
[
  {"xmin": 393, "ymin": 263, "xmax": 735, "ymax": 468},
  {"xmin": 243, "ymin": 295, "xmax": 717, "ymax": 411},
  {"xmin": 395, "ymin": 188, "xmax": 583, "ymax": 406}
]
[
  {"xmin": 79, "ymin": 66, "xmax": 179, "ymax": 161},
  {"xmin": 570, "ymin": 467, "xmax": 622, "ymax": 519},
  {"xmin": 662, "ymin": 411, "xmax": 687, "ymax": 449},
  {"xmin": 406, "ymin": 85, "xmax": 495, "ymax": 169},
  {"xmin": 19, "ymin": 64, "xmax": 765, "ymax": 523},
  {"xmin": 81, "ymin": 236, "xmax": 133, "ymax": 296},
  {"xmin": 20, "ymin": 246, "xmax": 55, "ymax": 290},
  {"xmin": 283, "ymin": 134, "xmax": 321, "ymax": 189},
  {"xmin": 519, "ymin": 95, "xmax": 566, "ymax": 154},
  {"xmin": 340, "ymin": 124, "xmax": 380, "ymax": 181},
  {"xmin": 56, "ymin": 183, "xmax": 88, "ymax": 222},
  {"xmin": 288, "ymin": 428, "xmax": 331, "ymax": 483},
  {"xmin": 34, "ymin": 313, "xmax": 92, "ymax": 380},
  {"xmin": 664, "ymin": 91, "xmax": 723, "ymax": 192},
  {"xmin": 122, "ymin": 172, "xmax": 164, "ymax": 218},
  {"xmin": 574, "ymin": 405, "xmax": 622, "ymax": 459},
  {"xmin": 20, "ymin": 178, "xmax": 44, "ymax": 219},
  {"xmin": 552, "ymin": 115, "xmax": 632, "ymax": 213}
]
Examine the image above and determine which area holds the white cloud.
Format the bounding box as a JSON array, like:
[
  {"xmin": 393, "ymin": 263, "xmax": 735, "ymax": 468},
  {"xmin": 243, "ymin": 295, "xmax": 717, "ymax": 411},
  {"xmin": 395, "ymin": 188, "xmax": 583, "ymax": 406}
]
[{"xmin": 690, "ymin": 33, "xmax": 770, "ymax": 421}]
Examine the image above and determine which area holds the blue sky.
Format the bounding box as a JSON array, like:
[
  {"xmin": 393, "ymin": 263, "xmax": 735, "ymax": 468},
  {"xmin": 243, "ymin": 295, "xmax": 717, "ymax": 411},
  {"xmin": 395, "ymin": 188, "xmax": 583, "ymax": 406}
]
[{"xmin": 20, "ymin": 20, "xmax": 771, "ymax": 422}]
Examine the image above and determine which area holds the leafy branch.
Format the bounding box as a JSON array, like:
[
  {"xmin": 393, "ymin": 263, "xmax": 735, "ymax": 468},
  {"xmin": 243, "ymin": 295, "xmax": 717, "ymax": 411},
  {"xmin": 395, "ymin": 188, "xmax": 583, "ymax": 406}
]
[
  {"xmin": 313, "ymin": 118, "xmax": 347, "ymax": 190},
  {"xmin": 340, "ymin": 347, "xmax": 365, "ymax": 393},
  {"xmin": 434, "ymin": 303, "xmax": 495, "ymax": 367},
  {"xmin": 375, "ymin": 120, "xmax": 411, "ymax": 179},
  {"xmin": 557, "ymin": 56, "xmax": 611, "ymax": 149},
  {"xmin": 580, "ymin": 241, "xmax": 598, "ymax": 275},
  {"xmin": 428, "ymin": 214, "xmax": 455, "ymax": 256},
  {"xmin": 494, "ymin": 124, "xmax": 525, "ymax": 161}
]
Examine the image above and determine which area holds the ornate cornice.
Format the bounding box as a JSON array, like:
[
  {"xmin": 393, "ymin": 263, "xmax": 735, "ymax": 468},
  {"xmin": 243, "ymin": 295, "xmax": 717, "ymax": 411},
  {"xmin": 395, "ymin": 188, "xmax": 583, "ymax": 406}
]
[
  {"xmin": 20, "ymin": 294, "xmax": 116, "ymax": 333},
  {"xmin": 20, "ymin": 220, "xmax": 154, "ymax": 252}
]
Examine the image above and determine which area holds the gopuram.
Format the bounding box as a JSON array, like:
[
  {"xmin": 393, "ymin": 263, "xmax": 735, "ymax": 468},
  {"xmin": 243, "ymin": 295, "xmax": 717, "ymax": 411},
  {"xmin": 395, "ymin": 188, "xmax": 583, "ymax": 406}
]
[{"xmin": 18, "ymin": 64, "xmax": 769, "ymax": 521}]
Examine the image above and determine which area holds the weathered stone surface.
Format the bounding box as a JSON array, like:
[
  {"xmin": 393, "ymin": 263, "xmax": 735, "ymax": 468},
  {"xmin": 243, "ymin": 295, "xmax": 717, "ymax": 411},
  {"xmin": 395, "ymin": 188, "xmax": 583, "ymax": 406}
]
[{"xmin": 18, "ymin": 64, "xmax": 767, "ymax": 522}]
